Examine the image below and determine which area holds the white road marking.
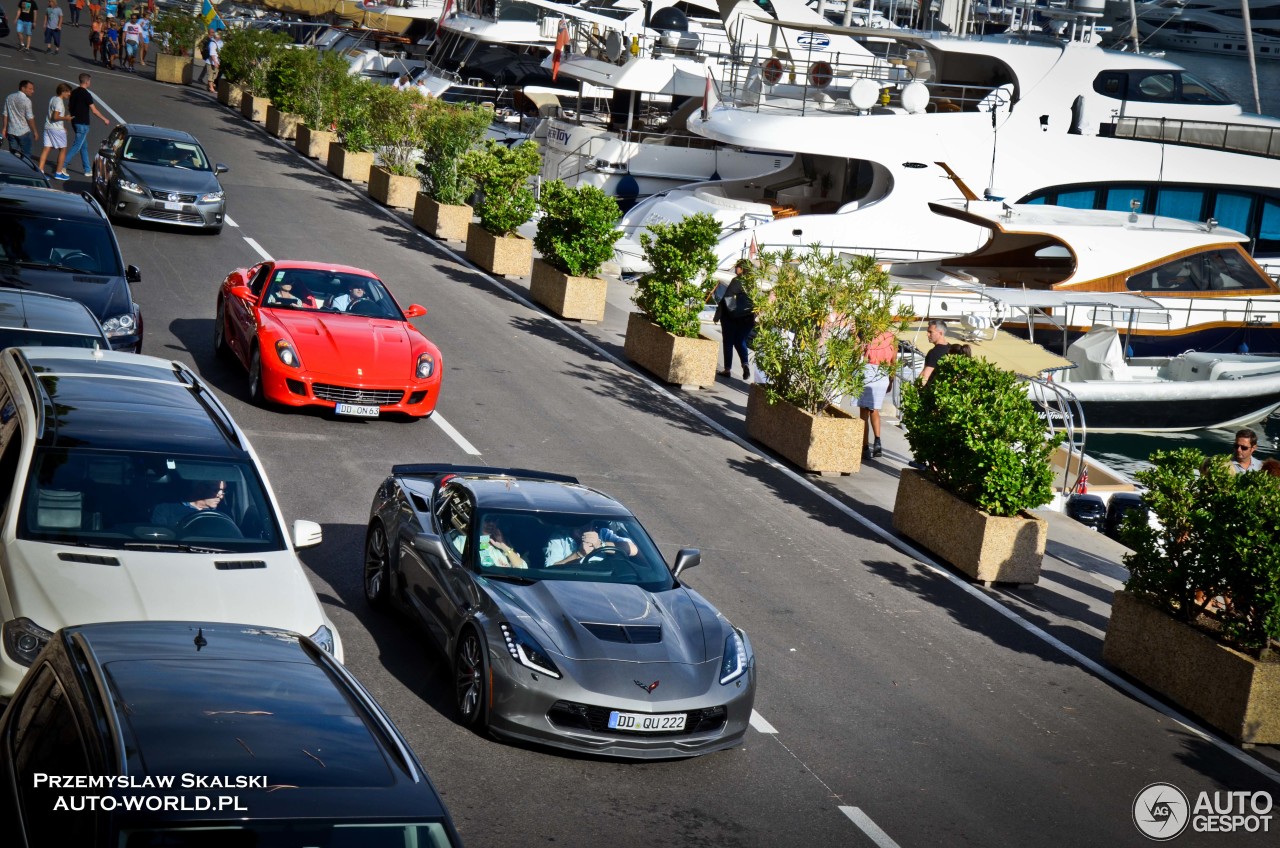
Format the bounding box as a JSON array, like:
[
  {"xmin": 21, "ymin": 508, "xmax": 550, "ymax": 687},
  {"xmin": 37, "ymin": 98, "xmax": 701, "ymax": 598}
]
[
  {"xmin": 840, "ymin": 807, "xmax": 901, "ymax": 848},
  {"xmin": 431, "ymin": 412, "xmax": 480, "ymax": 455},
  {"xmin": 225, "ymin": 215, "xmax": 239, "ymax": 228},
  {"xmin": 749, "ymin": 710, "xmax": 778, "ymax": 734},
  {"xmin": 243, "ymin": 237, "xmax": 273, "ymax": 262}
]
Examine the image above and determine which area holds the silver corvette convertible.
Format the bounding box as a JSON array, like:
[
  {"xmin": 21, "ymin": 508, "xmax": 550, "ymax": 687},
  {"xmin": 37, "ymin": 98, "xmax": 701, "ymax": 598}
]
[{"xmin": 364, "ymin": 465, "xmax": 756, "ymax": 759}]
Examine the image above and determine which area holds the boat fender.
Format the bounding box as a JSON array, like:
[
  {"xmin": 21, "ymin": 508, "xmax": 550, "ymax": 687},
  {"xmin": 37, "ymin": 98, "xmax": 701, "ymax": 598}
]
[
  {"xmin": 810, "ymin": 61, "xmax": 833, "ymax": 90},
  {"xmin": 763, "ymin": 58, "xmax": 784, "ymax": 86}
]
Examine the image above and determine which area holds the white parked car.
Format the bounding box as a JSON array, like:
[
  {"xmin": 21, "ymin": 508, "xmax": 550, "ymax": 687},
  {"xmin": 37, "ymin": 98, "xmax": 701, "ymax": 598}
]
[{"xmin": 0, "ymin": 347, "xmax": 342, "ymax": 697}]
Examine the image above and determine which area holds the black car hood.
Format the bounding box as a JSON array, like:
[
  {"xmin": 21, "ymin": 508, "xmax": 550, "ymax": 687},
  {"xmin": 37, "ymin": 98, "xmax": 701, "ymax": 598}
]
[
  {"xmin": 121, "ymin": 162, "xmax": 222, "ymax": 195},
  {"xmin": 0, "ymin": 264, "xmax": 131, "ymax": 321}
]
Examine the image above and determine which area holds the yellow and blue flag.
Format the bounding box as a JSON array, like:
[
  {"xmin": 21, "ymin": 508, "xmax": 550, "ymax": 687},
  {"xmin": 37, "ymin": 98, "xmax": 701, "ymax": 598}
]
[{"xmin": 201, "ymin": 0, "xmax": 226, "ymax": 31}]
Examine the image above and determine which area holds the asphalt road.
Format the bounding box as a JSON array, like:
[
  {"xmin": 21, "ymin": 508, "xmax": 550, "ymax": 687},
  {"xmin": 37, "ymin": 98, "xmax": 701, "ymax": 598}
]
[{"xmin": 2, "ymin": 33, "xmax": 1277, "ymax": 847}]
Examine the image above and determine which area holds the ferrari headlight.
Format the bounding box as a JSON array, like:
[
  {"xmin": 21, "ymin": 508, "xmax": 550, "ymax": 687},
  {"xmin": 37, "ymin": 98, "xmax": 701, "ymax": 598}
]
[
  {"xmin": 415, "ymin": 352, "xmax": 436, "ymax": 379},
  {"xmin": 309, "ymin": 625, "xmax": 335, "ymax": 655},
  {"xmin": 3, "ymin": 618, "xmax": 54, "ymax": 668},
  {"xmin": 199, "ymin": 190, "xmax": 224, "ymax": 203},
  {"xmin": 101, "ymin": 312, "xmax": 137, "ymax": 338},
  {"xmin": 275, "ymin": 339, "xmax": 301, "ymax": 369},
  {"xmin": 499, "ymin": 622, "xmax": 561, "ymax": 679},
  {"xmin": 719, "ymin": 630, "xmax": 748, "ymax": 685},
  {"xmin": 118, "ymin": 179, "xmax": 145, "ymax": 195}
]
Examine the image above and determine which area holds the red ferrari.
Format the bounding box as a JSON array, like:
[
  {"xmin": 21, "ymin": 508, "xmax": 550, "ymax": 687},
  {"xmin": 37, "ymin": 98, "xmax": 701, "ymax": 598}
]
[{"xmin": 214, "ymin": 260, "xmax": 442, "ymax": 418}]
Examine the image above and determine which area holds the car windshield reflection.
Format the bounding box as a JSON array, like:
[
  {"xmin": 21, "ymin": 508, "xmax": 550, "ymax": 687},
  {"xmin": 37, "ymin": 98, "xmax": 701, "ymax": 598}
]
[
  {"xmin": 0, "ymin": 213, "xmax": 123, "ymax": 276},
  {"xmin": 122, "ymin": 137, "xmax": 211, "ymax": 171},
  {"xmin": 259, "ymin": 269, "xmax": 403, "ymax": 320}
]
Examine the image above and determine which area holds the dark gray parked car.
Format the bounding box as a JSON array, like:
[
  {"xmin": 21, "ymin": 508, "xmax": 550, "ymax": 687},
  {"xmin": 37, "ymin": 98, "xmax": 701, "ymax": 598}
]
[
  {"xmin": 93, "ymin": 124, "xmax": 227, "ymax": 233},
  {"xmin": 0, "ymin": 289, "xmax": 110, "ymax": 350}
]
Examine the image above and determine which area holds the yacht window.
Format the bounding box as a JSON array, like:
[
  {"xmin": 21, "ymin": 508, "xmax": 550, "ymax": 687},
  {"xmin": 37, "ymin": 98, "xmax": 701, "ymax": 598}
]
[
  {"xmin": 1104, "ymin": 186, "xmax": 1146, "ymax": 212},
  {"xmin": 1178, "ymin": 72, "xmax": 1230, "ymax": 104},
  {"xmin": 1093, "ymin": 72, "xmax": 1125, "ymax": 98},
  {"xmin": 1056, "ymin": 190, "xmax": 1097, "ymax": 209},
  {"xmin": 1261, "ymin": 200, "xmax": 1280, "ymax": 245},
  {"xmin": 1155, "ymin": 189, "xmax": 1204, "ymax": 221},
  {"xmin": 1136, "ymin": 73, "xmax": 1176, "ymax": 100},
  {"xmin": 1126, "ymin": 250, "xmax": 1273, "ymax": 293},
  {"xmin": 1213, "ymin": 193, "xmax": 1254, "ymax": 235},
  {"xmin": 1025, "ymin": 195, "xmax": 1047, "ymax": 205}
]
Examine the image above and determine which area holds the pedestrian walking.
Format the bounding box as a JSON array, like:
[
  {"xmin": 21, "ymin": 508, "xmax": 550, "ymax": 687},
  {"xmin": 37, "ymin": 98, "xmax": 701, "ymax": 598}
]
[
  {"xmin": 70, "ymin": 0, "xmax": 83, "ymax": 26},
  {"xmin": 102, "ymin": 19, "xmax": 119, "ymax": 69},
  {"xmin": 15, "ymin": 0, "xmax": 38, "ymax": 51},
  {"xmin": 121, "ymin": 11, "xmax": 142, "ymax": 72},
  {"xmin": 858, "ymin": 329, "xmax": 897, "ymax": 460},
  {"xmin": 137, "ymin": 9, "xmax": 151, "ymax": 65},
  {"xmin": 89, "ymin": 12, "xmax": 103, "ymax": 60},
  {"xmin": 2, "ymin": 81, "xmax": 40, "ymax": 158},
  {"xmin": 41, "ymin": 0, "xmax": 63, "ymax": 54},
  {"xmin": 37, "ymin": 82, "xmax": 73, "ymax": 180},
  {"xmin": 65, "ymin": 73, "xmax": 111, "ymax": 178},
  {"xmin": 714, "ymin": 261, "xmax": 758, "ymax": 380}
]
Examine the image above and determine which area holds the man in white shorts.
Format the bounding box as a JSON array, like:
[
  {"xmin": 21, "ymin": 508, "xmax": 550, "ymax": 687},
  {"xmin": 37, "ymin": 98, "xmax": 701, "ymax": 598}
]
[{"xmin": 859, "ymin": 329, "xmax": 898, "ymax": 460}]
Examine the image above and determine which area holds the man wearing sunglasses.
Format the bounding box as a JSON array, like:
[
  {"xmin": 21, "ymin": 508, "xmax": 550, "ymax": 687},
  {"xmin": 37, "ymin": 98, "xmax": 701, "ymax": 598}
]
[{"xmin": 1228, "ymin": 428, "xmax": 1264, "ymax": 474}]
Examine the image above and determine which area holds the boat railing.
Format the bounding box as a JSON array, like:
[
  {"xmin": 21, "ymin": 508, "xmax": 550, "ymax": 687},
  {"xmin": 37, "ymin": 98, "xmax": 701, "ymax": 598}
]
[
  {"xmin": 1110, "ymin": 117, "xmax": 1280, "ymax": 160},
  {"xmin": 556, "ymin": 16, "xmax": 736, "ymax": 65}
]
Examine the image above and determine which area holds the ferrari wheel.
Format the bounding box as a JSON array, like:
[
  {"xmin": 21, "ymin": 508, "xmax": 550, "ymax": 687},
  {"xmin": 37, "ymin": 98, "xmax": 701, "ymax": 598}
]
[
  {"xmin": 454, "ymin": 628, "xmax": 487, "ymax": 729},
  {"xmin": 213, "ymin": 301, "xmax": 232, "ymax": 361},
  {"xmin": 248, "ymin": 346, "xmax": 266, "ymax": 406},
  {"xmin": 364, "ymin": 522, "xmax": 391, "ymax": 608}
]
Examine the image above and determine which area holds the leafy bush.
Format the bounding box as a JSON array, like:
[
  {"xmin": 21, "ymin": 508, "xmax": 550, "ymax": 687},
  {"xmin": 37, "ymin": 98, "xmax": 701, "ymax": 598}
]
[
  {"xmin": 335, "ymin": 78, "xmax": 379, "ymax": 153},
  {"xmin": 752, "ymin": 247, "xmax": 904, "ymax": 415},
  {"xmin": 534, "ymin": 181, "xmax": 621, "ymax": 277},
  {"xmin": 901, "ymin": 355, "xmax": 1063, "ymax": 517},
  {"xmin": 633, "ymin": 213, "xmax": 719, "ymax": 338},
  {"xmin": 1123, "ymin": 448, "xmax": 1280, "ymax": 653},
  {"xmin": 419, "ymin": 101, "xmax": 494, "ymax": 205},
  {"xmin": 152, "ymin": 11, "xmax": 205, "ymax": 57},
  {"xmin": 368, "ymin": 85, "xmax": 429, "ymax": 177},
  {"xmin": 219, "ymin": 27, "xmax": 292, "ymax": 94},
  {"xmin": 460, "ymin": 140, "xmax": 541, "ymax": 237},
  {"xmin": 265, "ymin": 48, "xmax": 351, "ymax": 130}
]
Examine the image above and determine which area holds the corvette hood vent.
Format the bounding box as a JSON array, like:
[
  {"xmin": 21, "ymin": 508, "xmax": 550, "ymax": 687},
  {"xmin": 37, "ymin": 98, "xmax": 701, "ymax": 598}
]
[{"xmin": 581, "ymin": 623, "xmax": 662, "ymax": 644}]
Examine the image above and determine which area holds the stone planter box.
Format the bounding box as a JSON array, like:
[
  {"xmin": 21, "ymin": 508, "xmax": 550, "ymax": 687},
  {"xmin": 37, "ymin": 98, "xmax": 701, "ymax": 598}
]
[
  {"xmin": 745, "ymin": 384, "xmax": 863, "ymax": 475},
  {"xmin": 327, "ymin": 143, "xmax": 374, "ymax": 183},
  {"xmin": 465, "ymin": 223, "xmax": 533, "ymax": 277},
  {"xmin": 368, "ymin": 165, "xmax": 418, "ymax": 210},
  {"xmin": 265, "ymin": 106, "xmax": 301, "ymax": 141},
  {"xmin": 413, "ymin": 195, "xmax": 472, "ymax": 241},
  {"xmin": 622, "ymin": 313, "xmax": 718, "ymax": 389},
  {"xmin": 530, "ymin": 259, "xmax": 607, "ymax": 323},
  {"xmin": 240, "ymin": 94, "xmax": 270, "ymax": 124},
  {"xmin": 892, "ymin": 468, "xmax": 1046, "ymax": 584},
  {"xmin": 296, "ymin": 125, "xmax": 337, "ymax": 162},
  {"xmin": 155, "ymin": 53, "xmax": 192, "ymax": 85},
  {"xmin": 217, "ymin": 79, "xmax": 243, "ymax": 109},
  {"xmin": 1104, "ymin": 591, "xmax": 1280, "ymax": 745}
]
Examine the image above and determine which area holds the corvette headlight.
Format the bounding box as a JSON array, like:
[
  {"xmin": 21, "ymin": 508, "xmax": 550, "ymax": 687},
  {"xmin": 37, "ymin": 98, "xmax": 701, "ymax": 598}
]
[
  {"xmin": 101, "ymin": 312, "xmax": 137, "ymax": 338},
  {"xmin": 200, "ymin": 190, "xmax": 224, "ymax": 203},
  {"xmin": 275, "ymin": 339, "xmax": 301, "ymax": 368},
  {"xmin": 415, "ymin": 352, "xmax": 436, "ymax": 379},
  {"xmin": 499, "ymin": 622, "xmax": 561, "ymax": 679},
  {"xmin": 719, "ymin": 630, "xmax": 748, "ymax": 685},
  {"xmin": 3, "ymin": 618, "xmax": 54, "ymax": 667},
  {"xmin": 118, "ymin": 179, "xmax": 145, "ymax": 195},
  {"xmin": 309, "ymin": 625, "xmax": 335, "ymax": 655}
]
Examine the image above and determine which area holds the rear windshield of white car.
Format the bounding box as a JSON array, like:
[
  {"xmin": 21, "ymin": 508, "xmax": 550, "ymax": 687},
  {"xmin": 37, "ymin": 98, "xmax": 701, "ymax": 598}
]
[{"xmin": 18, "ymin": 448, "xmax": 286, "ymax": 553}]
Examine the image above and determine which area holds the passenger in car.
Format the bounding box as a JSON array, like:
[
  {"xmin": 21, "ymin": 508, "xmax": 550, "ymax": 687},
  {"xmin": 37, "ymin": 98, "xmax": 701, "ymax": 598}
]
[
  {"xmin": 264, "ymin": 280, "xmax": 316, "ymax": 308},
  {"xmin": 150, "ymin": 479, "xmax": 226, "ymax": 527},
  {"xmin": 478, "ymin": 517, "xmax": 526, "ymax": 569},
  {"xmin": 547, "ymin": 523, "xmax": 638, "ymax": 565}
]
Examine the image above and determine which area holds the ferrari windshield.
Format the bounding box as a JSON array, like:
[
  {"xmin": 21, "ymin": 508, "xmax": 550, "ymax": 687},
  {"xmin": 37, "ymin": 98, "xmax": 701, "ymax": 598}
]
[
  {"xmin": 259, "ymin": 268, "xmax": 405, "ymax": 320},
  {"xmin": 467, "ymin": 510, "xmax": 675, "ymax": 592}
]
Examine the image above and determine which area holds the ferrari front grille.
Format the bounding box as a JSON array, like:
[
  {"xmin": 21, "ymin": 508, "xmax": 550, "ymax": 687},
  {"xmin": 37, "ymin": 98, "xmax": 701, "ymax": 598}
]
[{"xmin": 312, "ymin": 384, "xmax": 404, "ymax": 405}]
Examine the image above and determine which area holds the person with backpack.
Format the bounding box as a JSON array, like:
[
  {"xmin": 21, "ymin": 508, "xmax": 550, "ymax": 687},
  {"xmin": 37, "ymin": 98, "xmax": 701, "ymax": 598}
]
[{"xmin": 203, "ymin": 28, "xmax": 222, "ymax": 93}]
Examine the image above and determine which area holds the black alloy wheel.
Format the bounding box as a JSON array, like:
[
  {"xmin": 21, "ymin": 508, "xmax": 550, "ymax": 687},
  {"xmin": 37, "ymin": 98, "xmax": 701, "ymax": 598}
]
[
  {"xmin": 454, "ymin": 628, "xmax": 487, "ymax": 729},
  {"xmin": 364, "ymin": 522, "xmax": 391, "ymax": 608},
  {"xmin": 248, "ymin": 346, "xmax": 265, "ymax": 405},
  {"xmin": 213, "ymin": 301, "xmax": 232, "ymax": 360}
]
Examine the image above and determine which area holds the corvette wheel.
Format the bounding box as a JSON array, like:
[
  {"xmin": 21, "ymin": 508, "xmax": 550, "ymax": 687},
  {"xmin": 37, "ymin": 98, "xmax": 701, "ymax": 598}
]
[
  {"xmin": 364, "ymin": 523, "xmax": 391, "ymax": 608},
  {"xmin": 454, "ymin": 628, "xmax": 487, "ymax": 729},
  {"xmin": 213, "ymin": 302, "xmax": 232, "ymax": 361},
  {"xmin": 248, "ymin": 346, "xmax": 265, "ymax": 406}
]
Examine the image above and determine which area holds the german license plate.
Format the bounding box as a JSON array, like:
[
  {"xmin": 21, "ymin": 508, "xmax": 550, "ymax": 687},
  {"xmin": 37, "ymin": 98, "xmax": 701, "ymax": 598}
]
[
  {"xmin": 335, "ymin": 403, "xmax": 380, "ymax": 417},
  {"xmin": 163, "ymin": 201, "xmax": 183, "ymax": 211},
  {"xmin": 607, "ymin": 711, "xmax": 686, "ymax": 732}
]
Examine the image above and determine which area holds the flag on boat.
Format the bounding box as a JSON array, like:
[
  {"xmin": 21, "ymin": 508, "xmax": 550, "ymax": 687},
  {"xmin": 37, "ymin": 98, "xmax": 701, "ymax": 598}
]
[
  {"xmin": 201, "ymin": 0, "xmax": 226, "ymax": 30},
  {"xmin": 748, "ymin": 233, "xmax": 758, "ymax": 260},
  {"xmin": 701, "ymin": 71, "xmax": 718, "ymax": 121},
  {"xmin": 439, "ymin": 0, "xmax": 454, "ymax": 22},
  {"xmin": 551, "ymin": 19, "xmax": 569, "ymax": 80}
]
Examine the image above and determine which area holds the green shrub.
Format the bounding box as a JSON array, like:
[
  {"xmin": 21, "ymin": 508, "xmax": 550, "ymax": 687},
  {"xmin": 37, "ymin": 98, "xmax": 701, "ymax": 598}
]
[
  {"xmin": 751, "ymin": 247, "xmax": 904, "ymax": 415},
  {"xmin": 534, "ymin": 181, "xmax": 621, "ymax": 277},
  {"xmin": 460, "ymin": 140, "xmax": 541, "ymax": 237},
  {"xmin": 368, "ymin": 85, "xmax": 429, "ymax": 177},
  {"xmin": 900, "ymin": 355, "xmax": 1062, "ymax": 517},
  {"xmin": 220, "ymin": 27, "xmax": 292, "ymax": 94},
  {"xmin": 335, "ymin": 78, "xmax": 379, "ymax": 153},
  {"xmin": 419, "ymin": 101, "xmax": 494, "ymax": 205},
  {"xmin": 634, "ymin": 213, "xmax": 720, "ymax": 338},
  {"xmin": 1123, "ymin": 448, "xmax": 1280, "ymax": 653},
  {"xmin": 264, "ymin": 47, "xmax": 330, "ymax": 117},
  {"xmin": 152, "ymin": 11, "xmax": 205, "ymax": 58}
]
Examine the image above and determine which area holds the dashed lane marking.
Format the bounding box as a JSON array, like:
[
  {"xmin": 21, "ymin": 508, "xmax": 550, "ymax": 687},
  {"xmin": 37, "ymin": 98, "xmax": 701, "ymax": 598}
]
[
  {"xmin": 242, "ymin": 237, "xmax": 273, "ymax": 263},
  {"xmin": 431, "ymin": 412, "xmax": 480, "ymax": 456},
  {"xmin": 840, "ymin": 807, "xmax": 902, "ymax": 848},
  {"xmin": 225, "ymin": 215, "xmax": 239, "ymax": 228},
  {"xmin": 749, "ymin": 710, "xmax": 778, "ymax": 734}
]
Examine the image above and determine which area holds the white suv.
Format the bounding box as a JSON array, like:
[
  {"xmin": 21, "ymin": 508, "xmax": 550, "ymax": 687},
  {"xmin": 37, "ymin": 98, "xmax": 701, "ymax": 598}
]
[{"xmin": 0, "ymin": 347, "xmax": 343, "ymax": 697}]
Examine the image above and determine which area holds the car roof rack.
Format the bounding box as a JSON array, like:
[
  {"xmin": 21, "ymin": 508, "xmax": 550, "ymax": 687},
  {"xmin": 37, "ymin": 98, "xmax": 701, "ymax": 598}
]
[
  {"xmin": 391, "ymin": 464, "xmax": 580, "ymax": 485},
  {"xmin": 11, "ymin": 349, "xmax": 51, "ymax": 441}
]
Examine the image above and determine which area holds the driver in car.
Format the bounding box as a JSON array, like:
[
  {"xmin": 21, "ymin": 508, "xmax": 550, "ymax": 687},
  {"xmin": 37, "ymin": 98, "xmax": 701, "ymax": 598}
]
[
  {"xmin": 150, "ymin": 480, "xmax": 227, "ymax": 528},
  {"xmin": 548, "ymin": 524, "xmax": 638, "ymax": 566},
  {"xmin": 329, "ymin": 281, "xmax": 372, "ymax": 313}
]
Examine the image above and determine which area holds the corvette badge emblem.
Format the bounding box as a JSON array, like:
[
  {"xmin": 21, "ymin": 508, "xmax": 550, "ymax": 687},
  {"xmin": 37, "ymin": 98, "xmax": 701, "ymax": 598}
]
[{"xmin": 634, "ymin": 679, "xmax": 660, "ymax": 694}]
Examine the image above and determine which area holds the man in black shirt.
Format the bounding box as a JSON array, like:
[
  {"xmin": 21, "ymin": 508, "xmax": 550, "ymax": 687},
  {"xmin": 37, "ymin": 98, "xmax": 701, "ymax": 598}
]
[
  {"xmin": 918, "ymin": 319, "xmax": 949, "ymax": 385},
  {"xmin": 65, "ymin": 73, "xmax": 110, "ymax": 178}
]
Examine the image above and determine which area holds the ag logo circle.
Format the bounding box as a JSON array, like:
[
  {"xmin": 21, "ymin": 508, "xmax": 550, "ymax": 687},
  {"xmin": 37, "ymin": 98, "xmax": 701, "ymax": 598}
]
[{"xmin": 1133, "ymin": 783, "xmax": 1190, "ymax": 840}]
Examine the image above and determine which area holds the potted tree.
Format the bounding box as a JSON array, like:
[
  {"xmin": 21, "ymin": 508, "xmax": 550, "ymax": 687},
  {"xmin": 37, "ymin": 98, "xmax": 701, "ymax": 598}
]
[
  {"xmin": 328, "ymin": 78, "xmax": 378, "ymax": 183},
  {"xmin": 262, "ymin": 47, "xmax": 315, "ymax": 141},
  {"xmin": 220, "ymin": 27, "xmax": 291, "ymax": 124},
  {"xmin": 461, "ymin": 139, "xmax": 540, "ymax": 276},
  {"xmin": 292, "ymin": 51, "xmax": 350, "ymax": 163},
  {"xmin": 623, "ymin": 213, "xmax": 720, "ymax": 388},
  {"xmin": 530, "ymin": 181, "xmax": 621, "ymax": 323},
  {"xmin": 747, "ymin": 248, "xmax": 904, "ymax": 475},
  {"xmin": 367, "ymin": 85, "xmax": 428, "ymax": 210},
  {"xmin": 1103, "ymin": 449, "xmax": 1280, "ymax": 744},
  {"xmin": 151, "ymin": 10, "xmax": 205, "ymax": 86},
  {"xmin": 413, "ymin": 101, "xmax": 491, "ymax": 240},
  {"xmin": 895, "ymin": 354, "xmax": 1063, "ymax": 584}
]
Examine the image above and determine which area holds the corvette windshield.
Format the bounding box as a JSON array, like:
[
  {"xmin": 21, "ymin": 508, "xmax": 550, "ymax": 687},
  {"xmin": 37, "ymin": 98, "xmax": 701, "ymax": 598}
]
[
  {"xmin": 18, "ymin": 448, "xmax": 286, "ymax": 552},
  {"xmin": 470, "ymin": 510, "xmax": 675, "ymax": 592},
  {"xmin": 259, "ymin": 269, "xmax": 404, "ymax": 320}
]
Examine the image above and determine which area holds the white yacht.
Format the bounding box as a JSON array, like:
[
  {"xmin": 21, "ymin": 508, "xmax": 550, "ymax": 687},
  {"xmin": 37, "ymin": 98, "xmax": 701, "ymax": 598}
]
[
  {"xmin": 1121, "ymin": 0, "xmax": 1280, "ymax": 60},
  {"xmin": 614, "ymin": 2, "xmax": 1280, "ymax": 287}
]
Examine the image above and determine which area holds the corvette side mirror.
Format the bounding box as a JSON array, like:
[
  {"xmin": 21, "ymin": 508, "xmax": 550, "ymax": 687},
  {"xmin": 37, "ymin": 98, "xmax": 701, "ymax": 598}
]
[
  {"xmin": 405, "ymin": 304, "xmax": 427, "ymax": 318},
  {"xmin": 672, "ymin": 548, "xmax": 701, "ymax": 578}
]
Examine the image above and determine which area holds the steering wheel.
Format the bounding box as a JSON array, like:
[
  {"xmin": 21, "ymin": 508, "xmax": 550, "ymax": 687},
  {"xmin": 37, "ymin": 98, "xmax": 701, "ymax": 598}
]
[
  {"xmin": 579, "ymin": 547, "xmax": 624, "ymax": 568},
  {"xmin": 55, "ymin": 250, "xmax": 96, "ymax": 271},
  {"xmin": 177, "ymin": 509, "xmax": 243, "ymax": 538},
  {"xmin": 348, "ymin": 299, "xmax": 383, "ymax": 317}
]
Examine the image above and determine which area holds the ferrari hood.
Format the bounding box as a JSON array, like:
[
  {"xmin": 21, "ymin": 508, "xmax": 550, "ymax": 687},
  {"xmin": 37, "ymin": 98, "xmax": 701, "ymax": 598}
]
[
  {"xmin": 490, "ymin": 580, "xmax": 713, "ymax": 664},
  {"xmin": 3, "ymin": 542, "xmax": 327, "ymax": 636},
  {"xmin": 271, "ymin": 312, "xmax": 414, "ymax": 380}
]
